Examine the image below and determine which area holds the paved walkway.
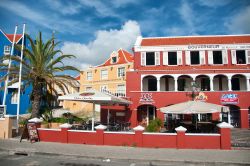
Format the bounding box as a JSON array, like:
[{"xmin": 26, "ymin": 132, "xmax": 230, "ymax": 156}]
[
  {"xmin": 231, "ymin": 128, "xmax": 250, "ymax": 148},
  {"xmin": 0, "ymin": 139, "xmax": 250, "ymax": 165}
]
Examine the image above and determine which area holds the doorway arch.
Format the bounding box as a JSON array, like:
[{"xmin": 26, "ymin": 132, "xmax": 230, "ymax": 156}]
[
  {"xmin": 137, "ymin": 104, "xmax": 157, "ymax": 127},
  {"xmin": 223, "ymin": 104, "xmax": 240, "ymax": 128}
]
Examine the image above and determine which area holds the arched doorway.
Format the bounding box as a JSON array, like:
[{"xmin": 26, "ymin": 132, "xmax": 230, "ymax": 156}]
[
  {"xmin": 231, "ymin": 74, "xmax": 247, "ymax": 91},
  {"xmin": 195, "ymin": 75, "xmax": 210, "ymax": 91},
  {"xmin": 160, "ymin": 75, "xmax": 175, "ymax": 91},
  {"xmin": 223, "ymin": 105, "xmax": 240, "ymax": 128},
  {"xmin": 213, "ymin": 75, "xmax": 228, "ymax": 91},
  {"xmin": 142, "ymin": 76, "xmax": 157, "ymax": 91},
  {"xmin": 137, "ymin": 104, "xmax": 157, "ymax": 126},
  {"xmin": 177, "ymin": 75, "xmax": 193, "ymax": 91}
]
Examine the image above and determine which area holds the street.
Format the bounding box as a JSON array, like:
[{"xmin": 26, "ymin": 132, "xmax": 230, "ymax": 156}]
[{"xmin": 0, "ymin": 150, "xmax": 237, "ymax": 166}]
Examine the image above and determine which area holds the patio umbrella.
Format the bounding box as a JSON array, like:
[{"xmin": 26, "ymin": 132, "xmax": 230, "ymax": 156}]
[
  {"xmin": 160, "ymin": 100, "xmax": 229, "ymax": 114},
  {"xmin": 58, "ymin": 90, "xmax": 131, "ymax": 131}
]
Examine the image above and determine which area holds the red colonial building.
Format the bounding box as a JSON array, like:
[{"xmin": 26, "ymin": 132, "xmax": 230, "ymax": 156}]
[{"xmin": 126, "ymin": 34, "xmax": 250, "ymax": 129}]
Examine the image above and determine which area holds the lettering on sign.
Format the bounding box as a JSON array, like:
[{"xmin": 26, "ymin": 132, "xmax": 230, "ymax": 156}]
[
  {"xmin": 221, "ymin": 94, "xmax": 239, "ymax": 104},
  {"xmin": 188, "ymin": 44, "xmax": 219, "ymax": 50},
  {"xmin": 139, "ymin": 93, "xmax": 154, "ymax": 104},
  {"xmin": 195, "ymin": 92, "xmax": 208, "ymax": 101}
]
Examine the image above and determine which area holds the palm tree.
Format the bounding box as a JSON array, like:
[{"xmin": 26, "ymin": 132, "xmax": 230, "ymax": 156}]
[{"xmin": 0, "ymin": 32, "xmax": 79, "ymax": 118}]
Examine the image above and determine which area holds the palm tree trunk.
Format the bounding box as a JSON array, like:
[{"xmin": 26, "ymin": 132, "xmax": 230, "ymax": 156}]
[{"xmin": 31, "ymin": 82, "xmax": 42, "ymax": 118}]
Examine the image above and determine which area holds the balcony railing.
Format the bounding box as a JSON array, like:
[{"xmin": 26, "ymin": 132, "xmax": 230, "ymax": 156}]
[{"xmin": 101, "ymin": 88, "xmax": 126, "ymax": 97}]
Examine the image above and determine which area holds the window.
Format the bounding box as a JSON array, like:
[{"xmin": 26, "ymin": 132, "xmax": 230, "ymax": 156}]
[
  {"xmin": 190, "ymin": 51, "xmax": 200, "ymax": 65},
  {"xmin": 213, "ymin": 51, "xmax": 223, "ymax": 64},
  {"xmin": 4, "ymin": 45, "xmax": 11, "ymax": 55},
  {"xmin": 86, "ymin": 72, "xmax": 92, "ymax": 80},
  {"xmin": 231, "ymin": 77, "xmax": 240, "ymax": 90},
  {"xmin": 168, "ymin": 52, "xmax": 177, "ymax": 65},
  {"xmin": 146, "ymin": 52, "xmax": 155, "ymax": 65},
  {"xmin": 236, "ymin": 50, "xmax": 246, "ymax": 64},
  {"xmin": 178, "ymin": 79, "xmax": 185, "ymax": 91},
  {"xmin": 101, "ymin": 70, "xmax": 108, "ymax": 80},
  {"xmin": 11, "ymin": 91, "xmax": 18, "ymax": 104},
  {"xmin": 111, "ymin": 56, "xmax": 117, "ymax": 63},
  {"xmin": 148, "ymin": 78, "xmax": 157, "ymax": 91},
  {"xmin": 118, "ymin": 67, "xmax": 125, "ymax": 77},
  {"xmin": 117, "ymin": 84, "xmax": 125, "ymax": 94},
  {"xmin": 200, "ymin": 77, "xmax": 210, "ymax": 91}
]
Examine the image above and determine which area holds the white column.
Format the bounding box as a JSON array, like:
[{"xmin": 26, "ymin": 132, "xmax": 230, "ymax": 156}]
[
  {"xmin": 219, "ymin": 113, "xmax": 222, "ymax": 121},
  {"xmin": 246, "ymin": 78, "xmax": 250, "ymax": 91},
  {"xmin": 210, "ymin": 76, "xmax": 214, "ymax": 91},
  {"xmin": 174, "ymin": 78, "xmax": 178, "ymax": 91},
  {"xmin": 92, "ymin": 103, "xmax": 96, "ymax": 131},
  {"xmin": 146, "ymin": 106, "xmax": 149, "ymax": 125},
  {"xmin": 228, "ymin": 78, "xmax": 232, "ymax": 91},
  {"xmin": 198, "ymin": 114, "xmax": 201, "ymax": 121},
  {"xmin": 157, "ymin": 77, "xmax": 160, "ymax": 91},
  {"xmin": 107, "ymin": 109, "xmax": 110, "ymax": 125},
  {"xmin": 228, "ymin": 112, "xmax": 231, "ymax": 125}
]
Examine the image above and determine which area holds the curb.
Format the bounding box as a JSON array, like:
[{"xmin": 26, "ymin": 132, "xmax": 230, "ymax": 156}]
[{"xmin": 1, "ymin": 147, "xmax": 250, "ymax": 166}]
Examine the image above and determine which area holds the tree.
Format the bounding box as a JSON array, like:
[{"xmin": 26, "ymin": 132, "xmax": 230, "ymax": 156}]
[{"xmin": 0, "ymin": 32, "xmax": 79, "ymax": 118}]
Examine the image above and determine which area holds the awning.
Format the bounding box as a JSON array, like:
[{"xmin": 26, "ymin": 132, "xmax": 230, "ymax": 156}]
[
  {"xmin": 160, "ymin": 100, "xmax": 229, "ymax": 114},
  {"xmin": 58, "ymin": 90, "xmax": 131, "ymax": 131},
  {"xmin": 58, "ymin": 90, "xmax": 131, "ymax": 105}
]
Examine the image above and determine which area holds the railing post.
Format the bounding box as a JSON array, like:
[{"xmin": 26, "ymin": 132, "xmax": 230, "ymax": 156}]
[
  {"xmin": 95, "ymin": 124, "xmax": 107, "ymax": 145},
  {"xmin": 217, "ymin": 122, "xmax": 233, "ymax": 150},
  {"xmin": 59, "ymin": 123, "xmax": 72, "ymax": 143},
  {"xmin": 175, "ymin": 126, "xmax": 187, "ymax": 149},
  {"xmin": 133, "ymin": 125, "xmax": 144, "ymax": 147}
]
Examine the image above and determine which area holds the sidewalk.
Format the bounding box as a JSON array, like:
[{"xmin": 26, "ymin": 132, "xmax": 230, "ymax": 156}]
[{"xmin": 0, "ymin": 139, "xmax": 250, "ymax": 165}]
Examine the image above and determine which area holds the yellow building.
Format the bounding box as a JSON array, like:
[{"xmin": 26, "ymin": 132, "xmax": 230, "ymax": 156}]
[{"xmin": 62, "ymin": 48, "xmax": 134, "ymax": 118}]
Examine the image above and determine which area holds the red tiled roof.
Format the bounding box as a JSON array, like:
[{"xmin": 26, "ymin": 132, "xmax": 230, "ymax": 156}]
[
  {"xmin": 5, "ymin": 34, "xmax": 23, "ymax": 43},
  {"xmin": 75, "ymin": 75, "xmax": 80, "ymax": 80},
  {"xmin": 140, "ymin": 35, "xmax": 250, "ymax": 46},
  {"xmin": 99, "ymin": 49, "xmax": 134, "ymax": 67}
]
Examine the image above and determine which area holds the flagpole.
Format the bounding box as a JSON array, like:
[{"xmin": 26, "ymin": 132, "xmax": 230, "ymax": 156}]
[
  {"xmin": 16, "ymin": 24, "xmax": 26, "ymax": 133},
  {"xmin": 2, "ymin": 25, "xmax": 18, "ymax": 115}
]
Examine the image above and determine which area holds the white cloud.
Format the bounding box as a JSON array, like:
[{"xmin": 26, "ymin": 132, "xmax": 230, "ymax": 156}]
[
  {"xmin": 225, "ymin": 6, "xmax": 250, "ymax": 34},
  {"xmin": 78, "ymin": 0, "xmax": 119, "ymax": 18},
  {"xmin": 198, "ymin": 0, "xmax": 232, "ymax": 8},
  {"xmin": 61, "ymin": 20, "xmax": 141, "ymax": 70},
  {"xmin": 0, "ymin": 0, "xmax": 82, "ymax": 34},
  {"xmin": 44, "ymin": 0, "xmax": 82, "ymax": 15},
  {"xmin": 178, "ymin": 1, "xmax": 196, "ymax": 34},
  {"xmin": 164, "ymin": 27, "xmax": 186, "ymax": 36}
]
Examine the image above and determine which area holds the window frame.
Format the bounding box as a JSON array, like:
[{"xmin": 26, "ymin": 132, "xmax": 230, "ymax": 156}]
[
  {"xmin": 117, "ymin": 67, "xmax": 125, "ymax": 78},
  {"xmin": 145, "ymin": 52, "xmax": 156, "ymax": 66},
  {"xmin": 100, "ymin": 69, "xmax": 108, "ymax": 80},
  {"xmin": 212, "ymin": 50, "xmax": 223, "ymax": 65},
  {"xmin": 86, "ymin": 71, "xmax": 93, "ymax": 81},
  {"xmin": 4, "ymin": 45, "xmax": 11, "ymax": 55},
  {"xmin": 235, "ymin": 50, "xmax": 247, "ymax": 65},
  {"xmin": 190, "ymin": 51, "xmax": 200, "ymax": 65},
  {"xmin": 168, "ymin": 51, "xmax": 178, "ymax": 66},
  {"xmin": 11, "ymin": 91, "xmax": 18, "ymax": 104}
]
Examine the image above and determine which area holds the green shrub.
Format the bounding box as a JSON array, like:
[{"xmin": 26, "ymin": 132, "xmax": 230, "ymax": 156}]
[{"xmin": 146, "ymin": 118, "xmax": 163, "ymax": 132}]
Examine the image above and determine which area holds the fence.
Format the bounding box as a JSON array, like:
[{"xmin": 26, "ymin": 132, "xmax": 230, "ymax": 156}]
[{"xmin": 36, "ymin": 122, "xmax": 233, "ymax": 150}]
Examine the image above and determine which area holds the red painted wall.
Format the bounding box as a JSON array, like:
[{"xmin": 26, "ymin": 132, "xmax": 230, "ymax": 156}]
[
  {"xmin": 143, "ymin": 134, "xmax": 176, "ymax": 148},
  {"xmin": 185, "ymin": 135, "xmax": 220, "ymax": 149},
  {"xmin": 104, "ymin": 133, "xmax": 134, "ymax": 146},
  {"xmin": 38, "ymin": 128, "xmax": 228, "ymax": 149},
  {"xmin": 68, "ymin": 131, "xmax": 97, "ymax": 144},
  {"xmin": 126, "ymin": 70, "xmax": 250, "ymax": 128},
  {"xmin": 38, "ymin": 129, "xmax": 61, "ymax": 143}
]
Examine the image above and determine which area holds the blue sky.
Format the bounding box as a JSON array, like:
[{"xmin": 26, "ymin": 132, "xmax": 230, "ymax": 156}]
[{"xmin": 0, "ymin": 0, "xmax": 250, "ymax": 70}]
